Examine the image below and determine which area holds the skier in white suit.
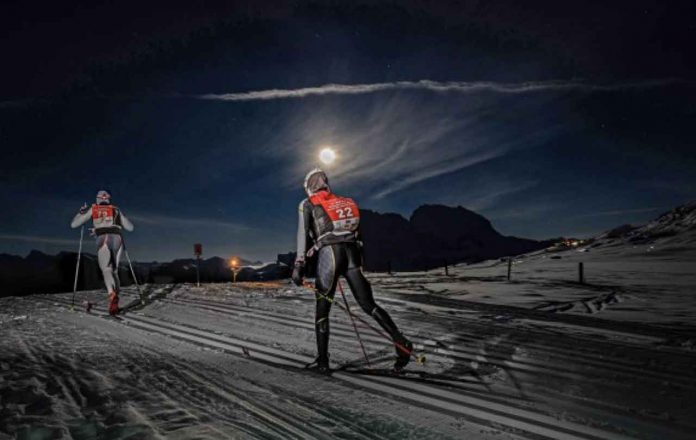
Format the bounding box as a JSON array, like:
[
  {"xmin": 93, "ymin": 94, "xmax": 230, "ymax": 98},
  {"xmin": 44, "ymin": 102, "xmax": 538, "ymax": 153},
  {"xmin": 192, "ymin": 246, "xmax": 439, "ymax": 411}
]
[{"xmin": 71, "ymin": 190, "xmax": 134, "ymax": 315}]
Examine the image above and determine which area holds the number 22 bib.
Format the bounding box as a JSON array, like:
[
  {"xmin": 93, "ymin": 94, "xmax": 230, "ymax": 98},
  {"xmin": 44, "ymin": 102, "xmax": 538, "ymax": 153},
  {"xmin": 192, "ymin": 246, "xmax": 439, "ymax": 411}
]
[{"xmin": 310, "ymin": 192, "xmax": 360, "ymax": 233}]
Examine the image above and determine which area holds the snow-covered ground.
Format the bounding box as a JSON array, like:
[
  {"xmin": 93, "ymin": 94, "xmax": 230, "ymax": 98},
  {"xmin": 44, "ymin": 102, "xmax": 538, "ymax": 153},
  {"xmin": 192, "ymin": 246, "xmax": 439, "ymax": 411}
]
[{"xmin": 2, "ymin": 238, "xmax": 695, "ymax": 439}]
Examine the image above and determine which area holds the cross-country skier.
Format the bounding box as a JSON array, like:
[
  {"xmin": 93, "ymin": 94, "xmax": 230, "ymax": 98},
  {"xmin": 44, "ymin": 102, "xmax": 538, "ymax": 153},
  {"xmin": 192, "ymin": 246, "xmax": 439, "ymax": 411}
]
[
  {"xmin": 292, "ymin": 168, "xmax": 413, "ymax": 374},
  {"xmin": 70, "ymin": 190, "xmax": 134, "ymax": 315}
]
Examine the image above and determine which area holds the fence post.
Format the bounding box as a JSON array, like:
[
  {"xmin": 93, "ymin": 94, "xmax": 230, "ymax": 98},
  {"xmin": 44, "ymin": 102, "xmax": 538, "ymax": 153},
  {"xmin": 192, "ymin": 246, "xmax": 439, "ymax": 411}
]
[
  {"xmin": 578, "ymin": 262, "xmax": 585, "ymax": 284},
  {"xmin": 444, "ymin": 259, "xmax": 449, "ymax": 276},
  {"xmin": 507, "ymin": 257, "xmax": 512, "ymax": 281}
]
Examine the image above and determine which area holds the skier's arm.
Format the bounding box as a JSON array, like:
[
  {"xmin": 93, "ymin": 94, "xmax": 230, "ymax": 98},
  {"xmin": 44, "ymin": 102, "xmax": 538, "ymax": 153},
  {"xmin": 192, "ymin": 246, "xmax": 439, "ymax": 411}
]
[
  {"xmin": 295, "ymin": 200, "xmax": 308, "ymax": 263},
  {"xmin": 70, "ymin": 205, "xmax": 91, "ymax": 228},
  {"xmin": 118, "ymin": 209, "xmax": 134, "ymax": 232}
]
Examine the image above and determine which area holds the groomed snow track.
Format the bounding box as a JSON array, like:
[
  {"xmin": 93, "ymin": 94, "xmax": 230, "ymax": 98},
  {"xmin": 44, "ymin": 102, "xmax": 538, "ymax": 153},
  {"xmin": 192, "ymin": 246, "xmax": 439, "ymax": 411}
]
[{"xmin": 39, "ymin": 290, "xmax": 695, "ymax": 440}]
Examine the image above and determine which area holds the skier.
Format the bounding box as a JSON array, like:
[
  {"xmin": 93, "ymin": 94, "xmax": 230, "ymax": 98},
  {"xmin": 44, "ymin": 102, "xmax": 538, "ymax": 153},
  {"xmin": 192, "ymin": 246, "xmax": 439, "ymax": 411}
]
[
  {"xmin": 70, "ymin": 190, "xmax": 134, "ymax": 315},
  {"xmin": 292, "ymin": 168, "xmax": 413, "ymax": 374}
]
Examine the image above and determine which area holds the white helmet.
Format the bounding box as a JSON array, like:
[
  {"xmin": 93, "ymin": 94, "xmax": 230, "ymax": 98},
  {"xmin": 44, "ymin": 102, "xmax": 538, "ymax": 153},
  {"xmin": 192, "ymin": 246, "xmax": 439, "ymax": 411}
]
[
  {"xmin": 304, "ymin": 168, "xmax": 330, "ymax": 196},
  {"xmin": 96, "ymin": 189, "xmax": 111, "ymax": 205}
]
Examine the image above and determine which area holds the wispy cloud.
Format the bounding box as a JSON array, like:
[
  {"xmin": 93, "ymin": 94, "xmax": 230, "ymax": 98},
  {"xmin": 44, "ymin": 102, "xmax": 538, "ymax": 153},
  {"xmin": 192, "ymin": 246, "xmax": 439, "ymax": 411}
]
[
  {"xmin": 247, "ymin": 87, "xmax": 565, "ymax": 201},
  {"xmin": 486, "ymin": 203, "xmax": 558, "ymax": 220},
  {"xmin": 575, "ymin": 207, "xmax": 664, "ymax": 218},
  {"xmin": 373, "ymin": 148, "xmax": 504, "ymax": 199},
  {"xmin": 129, "ymin": 213, "xmax": 252, "ymax": 231},
  {"xmin": 0, "ymin": 234, "xmax": 78, "ymax": 246},
  {"xmin": 194, "ymin": 78, "xmax": 688, "ymax": 102},
  {"xmin": 462, "ymin": 180, "xmax": 540, "ymax": 212},
  {"xmin": 0, "ymin": 98, "xmax": 50, "ymax": 110}
]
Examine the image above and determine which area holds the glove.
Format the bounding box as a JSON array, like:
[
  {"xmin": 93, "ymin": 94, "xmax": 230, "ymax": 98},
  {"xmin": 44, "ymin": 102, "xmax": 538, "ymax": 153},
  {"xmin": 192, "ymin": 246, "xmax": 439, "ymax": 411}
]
[
  {"xmin": 79, "ymin": 203, "xmax": 89, "ymax": 214},
  {"xmin": 292, "ymin": 261, "xmax": 305, "ymax": 287}
]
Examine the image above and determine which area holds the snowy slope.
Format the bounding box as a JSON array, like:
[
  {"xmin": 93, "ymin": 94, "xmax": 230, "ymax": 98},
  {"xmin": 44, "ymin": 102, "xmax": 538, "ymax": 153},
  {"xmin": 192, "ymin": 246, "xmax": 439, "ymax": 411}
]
[{"xmin": 2, "ymin": 279, "xmax": 695, "ymax": 439}]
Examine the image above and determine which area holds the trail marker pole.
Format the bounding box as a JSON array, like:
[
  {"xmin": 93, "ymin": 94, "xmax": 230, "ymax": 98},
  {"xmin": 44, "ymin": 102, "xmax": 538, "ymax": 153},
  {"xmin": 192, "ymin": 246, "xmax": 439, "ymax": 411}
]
[
  {"xmin": 507, "ymin": 258, "xmax": 512, "ymax": 281},
  {"xmin": 579, "ymin": 262, "xmax": 585, "ymax": 284},
  {"xmin": 194, "ymin": 244, "xmax": 202, "ymax": 287}
]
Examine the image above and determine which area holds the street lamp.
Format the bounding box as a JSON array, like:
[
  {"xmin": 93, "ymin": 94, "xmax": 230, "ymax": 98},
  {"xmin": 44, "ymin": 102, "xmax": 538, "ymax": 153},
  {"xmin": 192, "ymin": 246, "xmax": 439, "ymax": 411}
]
[{"xmin": 229, "ymin": 257, "xmax": 240, "ymax": 282}]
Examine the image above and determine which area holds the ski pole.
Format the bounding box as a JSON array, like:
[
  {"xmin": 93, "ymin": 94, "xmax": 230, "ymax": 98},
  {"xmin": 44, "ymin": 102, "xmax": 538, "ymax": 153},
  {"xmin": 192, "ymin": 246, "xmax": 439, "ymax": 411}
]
[
  {"xmin": 341, "ymin": 300, "xmax": 424, "ymax": 364},
  {"xmin": 337, "ymin": 280, "xmax": 371, "ymax": 367},
  {"xmin": 304, "ymin": 282, "xmax": 425, "ymax": 364},
  {"xmin": 71, "ymin": 225, "xmax": 85, "ymax": 308},
  {"xmin": 122, "ymin": 241, "xmax": 145, "ymax": 304}
]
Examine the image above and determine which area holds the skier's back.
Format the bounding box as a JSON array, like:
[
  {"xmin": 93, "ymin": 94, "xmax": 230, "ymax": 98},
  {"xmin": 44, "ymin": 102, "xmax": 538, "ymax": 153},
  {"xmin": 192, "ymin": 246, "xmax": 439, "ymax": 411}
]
[
  {"xmin": 292, "ymin": 168, "xmax": 413, "ymax": 374},
  {"xmin": 71, "ymin": 190, "xmax": 134, "ymax": 315}
]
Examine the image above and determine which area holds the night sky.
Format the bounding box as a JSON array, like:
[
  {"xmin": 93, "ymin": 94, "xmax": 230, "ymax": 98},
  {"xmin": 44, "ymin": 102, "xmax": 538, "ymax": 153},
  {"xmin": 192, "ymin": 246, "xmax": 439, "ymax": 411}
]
[{"xmin": 1, "ymin": 1, "xmax": 695, "ymax": 262}]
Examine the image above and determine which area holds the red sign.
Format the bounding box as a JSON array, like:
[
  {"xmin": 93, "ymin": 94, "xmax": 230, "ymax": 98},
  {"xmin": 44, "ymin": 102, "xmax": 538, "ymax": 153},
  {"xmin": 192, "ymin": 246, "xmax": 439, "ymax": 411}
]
[{"xmin": 194, "ymin": 243, "xmax": 203, "ymax": 256}]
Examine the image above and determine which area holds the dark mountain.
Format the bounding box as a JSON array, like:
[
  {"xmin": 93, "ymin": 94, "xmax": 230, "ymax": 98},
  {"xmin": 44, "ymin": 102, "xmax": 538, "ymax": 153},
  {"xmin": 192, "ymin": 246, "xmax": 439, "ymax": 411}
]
[
  {"xmin": 0, "ymin": 251, "xmax": 287, "ymax": 298},
  {"xmin": 360, "ymin": 204, "xmax": 553, "ymax": 271}
]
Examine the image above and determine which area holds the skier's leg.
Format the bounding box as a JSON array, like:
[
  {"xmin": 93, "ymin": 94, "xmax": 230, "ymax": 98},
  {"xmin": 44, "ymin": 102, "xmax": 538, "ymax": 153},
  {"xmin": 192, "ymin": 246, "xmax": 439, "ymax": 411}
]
[
  {"xmin": 313, "ymin": 246, "xmax": 340, "ymax": 372},
  {"xmin": 344, "ymin": 244, "xmax": 412, "ymax": 370},
  {"xmin": 112, "ymin": 235, "xmax": 123, "ymax": 295},
  {"xmin": 97, "ymin": 235, "xmax": 119, "ymax": 315}
]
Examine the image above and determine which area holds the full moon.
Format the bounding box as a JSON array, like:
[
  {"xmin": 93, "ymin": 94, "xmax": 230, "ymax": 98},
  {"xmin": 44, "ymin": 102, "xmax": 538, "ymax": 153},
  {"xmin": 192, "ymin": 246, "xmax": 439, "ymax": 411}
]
[{"xmin": 319, "ymin": 147, "xmax": 337, "ymax": 165}]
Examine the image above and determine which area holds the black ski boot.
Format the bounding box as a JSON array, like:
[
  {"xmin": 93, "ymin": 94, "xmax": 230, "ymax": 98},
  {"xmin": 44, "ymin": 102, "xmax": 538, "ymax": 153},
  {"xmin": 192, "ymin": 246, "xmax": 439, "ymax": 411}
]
[
  {"xmin": 305, "ymin": 355, "xmax": 331, "ymax": 375},
  {"xmin": 393, "ymin": 337, "xmax": 413, "ymax": 373},
  {"xmin": 312, "ymin": 314, "xmax": 331, "ymax": 375}
]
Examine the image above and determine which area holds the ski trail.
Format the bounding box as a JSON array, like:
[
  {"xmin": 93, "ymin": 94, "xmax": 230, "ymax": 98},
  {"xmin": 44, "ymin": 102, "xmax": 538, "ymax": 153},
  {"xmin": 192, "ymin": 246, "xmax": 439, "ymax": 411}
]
[
  {"xmin": 47, "ymin": 296, "xmax": 652, "ymax": 440},
  {"xmin": 165, "ymin": 295, "xmax": 696, "ymax": 389},
  {"xmin": 104, "ymin": 289, "xmax": 696, "ymax": 437}
]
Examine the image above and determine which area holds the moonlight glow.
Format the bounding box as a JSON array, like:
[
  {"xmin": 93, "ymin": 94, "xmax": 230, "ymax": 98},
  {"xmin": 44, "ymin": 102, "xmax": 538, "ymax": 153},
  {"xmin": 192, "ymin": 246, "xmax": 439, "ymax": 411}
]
[{"xmin": 319, "ymin": 148, "xmax": 337, "ymax": 165}]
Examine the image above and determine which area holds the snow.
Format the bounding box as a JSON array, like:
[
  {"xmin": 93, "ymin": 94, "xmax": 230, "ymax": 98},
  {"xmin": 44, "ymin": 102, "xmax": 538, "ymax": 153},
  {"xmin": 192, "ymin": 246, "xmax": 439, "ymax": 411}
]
[{"xmin": 2, "ymin": 232, "xmax": 696, "ymax": 439}]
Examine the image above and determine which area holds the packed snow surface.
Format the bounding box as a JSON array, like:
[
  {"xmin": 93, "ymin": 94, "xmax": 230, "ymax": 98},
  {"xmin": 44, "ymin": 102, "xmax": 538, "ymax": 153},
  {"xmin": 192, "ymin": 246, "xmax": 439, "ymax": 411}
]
[{"xmin": 2, "ymin": 237, "xmax": 695, "ymax": 439}]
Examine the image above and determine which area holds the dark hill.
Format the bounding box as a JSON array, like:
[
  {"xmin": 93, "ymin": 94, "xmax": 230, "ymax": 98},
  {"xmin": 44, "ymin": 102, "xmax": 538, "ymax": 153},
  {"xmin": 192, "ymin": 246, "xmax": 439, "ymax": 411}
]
[{"xmin": 360, "ymin": 204, "xmax": 552, "ymax": 271}]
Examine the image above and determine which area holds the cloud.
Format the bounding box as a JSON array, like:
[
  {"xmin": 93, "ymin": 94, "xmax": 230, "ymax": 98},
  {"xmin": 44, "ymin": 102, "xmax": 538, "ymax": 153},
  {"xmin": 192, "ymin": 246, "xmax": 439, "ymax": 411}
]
[
  {"xmin": 0, "ymin": 234, "xmax": 78, "ymax": 246},
  {"xmin": 461, "ymin": 180, "xmax": 540, "ymax": 211},
  {"xmin": 0, "ymin": 98, "xmax": 48, "ymax": 109},
  {"xmin": 486, "ymin": 203, "xmax": 558, "ymax": 220},
  {"xmin": 194, "ymin": 78, "xmax": 689, "ymax": 102},
  {"xmin": 575, "ymin": 207, "xmax": 664, "ymax": 218},
  {"xmin": 129, "ymin": 213, "xmax": 252, "ymax": 231},
  {"xmin": 372, "ymin": 148, "xmax": 504, "ymax": 199},
  {"xmin": 244, "ymin": 86, "xmax": 566, "ymax": 201}
]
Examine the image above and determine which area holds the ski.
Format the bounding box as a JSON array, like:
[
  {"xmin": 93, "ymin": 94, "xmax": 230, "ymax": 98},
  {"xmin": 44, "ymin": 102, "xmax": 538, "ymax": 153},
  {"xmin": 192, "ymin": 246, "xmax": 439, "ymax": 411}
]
[
  {"xmin": 338, "ymin": 367, "xmax": 470, "ymax": 383},
  {"xmin": 118, "ymin": 297, "xmax": 147, "ymax": 314}
]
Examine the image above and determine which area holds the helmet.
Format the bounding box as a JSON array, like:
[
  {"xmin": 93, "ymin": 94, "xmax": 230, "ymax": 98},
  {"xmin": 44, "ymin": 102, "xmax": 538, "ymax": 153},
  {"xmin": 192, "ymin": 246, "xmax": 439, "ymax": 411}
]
[
  {"xmin": 304, "ymin": 168, "xmax": 330, "ymax": 196},
  {"xmin": 96, "ymin": 189, "xmax": 111, "ymax": 205}
]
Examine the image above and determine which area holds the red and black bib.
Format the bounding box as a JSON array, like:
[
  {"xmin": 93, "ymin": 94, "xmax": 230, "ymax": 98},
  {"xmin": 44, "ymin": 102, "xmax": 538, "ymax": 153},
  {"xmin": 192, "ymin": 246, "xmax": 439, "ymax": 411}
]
[
  {"xmin": 309, "ymin": 191, "xmax": 360, "ymax": 234},
  {"xmin": 92, "ymin": 204, "xmax": 117, "ymax": 228}
]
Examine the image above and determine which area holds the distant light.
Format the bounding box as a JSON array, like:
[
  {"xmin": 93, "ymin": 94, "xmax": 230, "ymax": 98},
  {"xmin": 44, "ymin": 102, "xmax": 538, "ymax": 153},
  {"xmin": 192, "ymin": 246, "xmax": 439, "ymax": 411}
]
[
  {"xmin": 230, "ymin": 258, "xmax": 239, "ymax": 268},
  {"xmin": 319, "ymin": 147, "xmax": 336, "ymax": 165}
]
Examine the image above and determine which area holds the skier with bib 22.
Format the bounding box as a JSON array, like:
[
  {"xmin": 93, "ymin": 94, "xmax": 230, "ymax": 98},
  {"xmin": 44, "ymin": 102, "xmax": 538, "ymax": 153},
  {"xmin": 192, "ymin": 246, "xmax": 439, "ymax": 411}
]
[
  {"xmin": 70, "ymin": 190, "xmax": 134, "ymax": 315},
  {"xmin": 292, "ymin": 168, "xmax": 413, "ymax": 374}
]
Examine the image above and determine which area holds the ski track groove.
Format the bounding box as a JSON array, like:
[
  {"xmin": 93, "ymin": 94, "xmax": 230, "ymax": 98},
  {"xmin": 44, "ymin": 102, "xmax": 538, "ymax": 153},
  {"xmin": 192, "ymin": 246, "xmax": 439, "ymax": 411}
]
[
  {"xmin": 40, "ymin": 300, "xmax": 337, "ymax": 439},
  {"xmin": 141, "ymin": 364, "xmax": 280, "ymax": 439},
  {"xmin": 172, "ymin": 367, "xmax": 329, "ymax": 440},
  {"xmin": 171, "ymin": 363, "xmax": 385, "ymax": 440},
  {"xmin": 39, "ymin": 297, "xmax": 390, "ymax": 439},
  {"xmin": 159, "ymin": 297, "xmax": 634, "ymax": 393},
  {"xmin": 166, "ymin": 295, "xmax": 696, "ymax": 390},
  {"xmin": 245, "ymin": 291, "xmax": 696, "ymax": 373},
  {"xmin": 42, "ymin": 295, "xmax": 657, "ymax": 440},
  {"xmin": 116, "ymin": 292, "xmax": 696, "ymax": 436}
]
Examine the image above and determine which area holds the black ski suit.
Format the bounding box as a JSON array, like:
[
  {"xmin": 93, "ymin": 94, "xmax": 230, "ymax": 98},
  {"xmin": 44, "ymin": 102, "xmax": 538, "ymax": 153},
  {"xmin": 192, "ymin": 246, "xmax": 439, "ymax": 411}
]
[{"xmin": 295, "ymin": 191, "xmax": 409, "ymax": 366}]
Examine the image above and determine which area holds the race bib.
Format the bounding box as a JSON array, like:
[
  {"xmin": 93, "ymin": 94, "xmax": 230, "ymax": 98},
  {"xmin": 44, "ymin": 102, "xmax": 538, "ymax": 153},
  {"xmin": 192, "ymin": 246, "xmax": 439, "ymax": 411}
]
[
  {"xmin": 92, "ymin": 204, "xmax": 115, "ymax": 228},
  {"xmin": 311, "ymin": 194, "xmax": 360, "ymax": 233}
]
